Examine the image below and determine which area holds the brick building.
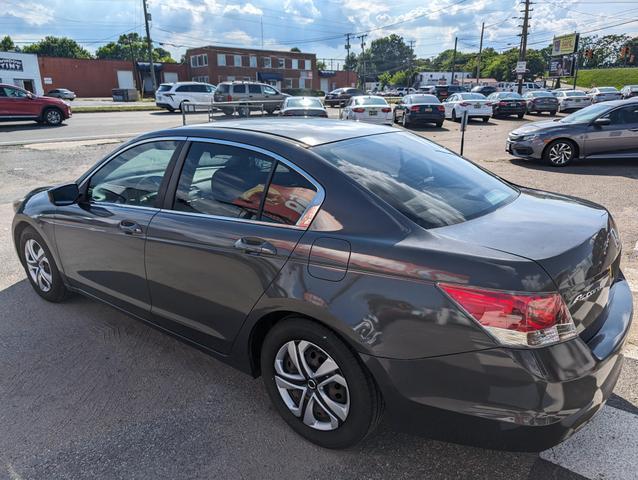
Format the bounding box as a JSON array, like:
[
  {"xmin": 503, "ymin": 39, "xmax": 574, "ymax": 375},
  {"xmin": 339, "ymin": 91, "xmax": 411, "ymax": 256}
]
[
  {"xmin": 318, "ymin": 70, "xmax": 357, "ymax": 92},
  {"xmin": 185, "ymin": 45, "xmax": 318, "ymax": 91}
]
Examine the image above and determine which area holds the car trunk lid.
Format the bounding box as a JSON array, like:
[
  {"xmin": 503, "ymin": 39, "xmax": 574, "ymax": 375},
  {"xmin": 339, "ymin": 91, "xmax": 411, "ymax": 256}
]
[{"xmin": 432, "ymin": 190, "xmax": 621, "ymax": 337}]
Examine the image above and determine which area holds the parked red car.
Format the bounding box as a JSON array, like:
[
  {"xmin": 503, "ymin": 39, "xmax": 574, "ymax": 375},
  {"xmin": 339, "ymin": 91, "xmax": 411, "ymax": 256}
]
[{"xmin": 0, "ymin": 83, "xmax": 71, "ymax": 126}]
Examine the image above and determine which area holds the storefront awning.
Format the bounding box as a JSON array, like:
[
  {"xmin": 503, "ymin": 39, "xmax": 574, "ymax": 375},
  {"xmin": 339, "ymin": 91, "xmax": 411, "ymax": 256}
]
[
  {"xmin": 258, "ymin": 72, "xmax": 283, "ymax": 81},
  {"xmin": 136, "ymin": 62, "xmax": 163, "ymax": 72}
]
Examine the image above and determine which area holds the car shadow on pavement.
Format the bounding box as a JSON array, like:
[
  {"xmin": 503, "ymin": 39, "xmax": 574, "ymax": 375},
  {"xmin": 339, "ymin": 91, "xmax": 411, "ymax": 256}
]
[
  {"xmin": 0, "ymin": 279, "xmax": 542, "ymax": 480},
  {"xmin": 0, "ymin": 123, "xmax": 68, "ymax": 132},
  {"xmin": 509, "ymin": 158, "xmax": 638, "ymax": 179}
]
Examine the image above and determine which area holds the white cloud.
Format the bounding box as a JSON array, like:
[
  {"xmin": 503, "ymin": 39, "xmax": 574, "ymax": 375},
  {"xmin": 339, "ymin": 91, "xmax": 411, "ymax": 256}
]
[
  {"xmin": 5, "ymin": 1, "xmax": 52, "ymax": 26},
  {"xmin": 224, "ymin": 3, "xmax": 263, "ymax": 15},
  {"xmin": 283, "ymin": 0, "xmax": 321, "ymax": 25},
  {"xmin": 224, "ymin": 29, "xmax": 255, "ymax": 45}
]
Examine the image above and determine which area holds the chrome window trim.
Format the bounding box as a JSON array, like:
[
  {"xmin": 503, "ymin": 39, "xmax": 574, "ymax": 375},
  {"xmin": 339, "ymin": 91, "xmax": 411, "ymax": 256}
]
[{"xmin": 178, "ymin": 136, "xmax": 326, "ymax": 229}]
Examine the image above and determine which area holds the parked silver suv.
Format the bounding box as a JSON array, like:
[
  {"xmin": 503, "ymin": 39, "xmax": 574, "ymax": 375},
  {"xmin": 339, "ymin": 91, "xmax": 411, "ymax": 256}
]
[{"xmin": 213, "ymin": 81, "xmax": 286, "ymax": 116}]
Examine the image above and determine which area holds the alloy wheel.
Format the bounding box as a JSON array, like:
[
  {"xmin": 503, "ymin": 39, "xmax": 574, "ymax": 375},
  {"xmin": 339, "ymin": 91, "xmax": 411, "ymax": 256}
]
[
  {"xmin": 46, "ymin": 109, "xmax": 62, "ymax": 125},
  {"xmin": 274, "ymin": 340, "xmax": 350, "ymax": 431},
  {"xmin": 548, "ymin": 142, "xmax": 573, "ymax": 166},
  {"xmin": 24, "ymin": 239, "xmax": 53, "ymax": 292}
]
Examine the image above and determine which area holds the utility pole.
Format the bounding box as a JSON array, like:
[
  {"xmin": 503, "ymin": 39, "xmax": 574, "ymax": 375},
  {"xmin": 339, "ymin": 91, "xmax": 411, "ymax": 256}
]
[
  {"xmin": 357, "ymin": 34, "xmax": 367, "ymax": 90},
  {"xmin": 142, "ymin": 0, "xmax": 157, "ymax": 95},
  {"xmin": 408, "ymin": 40, "xmax": 416, "ymax": 87},
  {"xmin": 476, "ymin": 22, "xmax": 485, "ymax": 85},
  {"xmin": 345, "ymin": 33, "xmax": 352, "ymax": 87},
  {"xmin": 517, "ymin": 0, "xmax": 532, "ymax": 94},
  {"xmin": 450, "ymin": 37, "xmax": 458, "ymax": 85}
]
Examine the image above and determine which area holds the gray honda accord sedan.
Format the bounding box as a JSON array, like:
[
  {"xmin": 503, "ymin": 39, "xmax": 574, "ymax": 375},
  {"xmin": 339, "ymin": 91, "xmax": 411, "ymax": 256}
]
[
  {"xmin": 12, "ymin": 119, "xmax": 633, "ymax": 450},
  {"xmin": 507, "ymin": 99, "xmax": 638, "ymax": 166}
]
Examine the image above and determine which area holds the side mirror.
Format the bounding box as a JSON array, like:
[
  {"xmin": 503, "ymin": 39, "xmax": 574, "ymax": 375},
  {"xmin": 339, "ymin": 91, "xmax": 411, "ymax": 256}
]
[
  {"xmin": 593, "ymin": 117, "xmax": 611, "ymax": 127},
  {"xmin": 48, "ymin": 183, "xmax": 79, "ymax": 206}
]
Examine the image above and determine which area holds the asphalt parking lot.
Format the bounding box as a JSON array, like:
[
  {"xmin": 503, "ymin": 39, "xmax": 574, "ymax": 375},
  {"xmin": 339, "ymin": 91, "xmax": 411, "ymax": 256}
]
[{"xmin": 1, "ymin": 110, "xmax": 638, "ymax": 480}]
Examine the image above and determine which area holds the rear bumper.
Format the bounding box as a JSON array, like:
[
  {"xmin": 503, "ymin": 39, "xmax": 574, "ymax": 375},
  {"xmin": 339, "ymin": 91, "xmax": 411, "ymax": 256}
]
[
  {"xmin": 493, "ymin": 105, "xmax": 526, "ymax": 116},
  {"xmin": 406, "ymin": 112, "xmax": 445, "ymax": 123},
  {"xmin": 528, "ymin": 103, "xmax": 558, "ymax": 112},
  {"xmin": 362, "ymin": 278, "xmax": 633, "ymax": 451}
]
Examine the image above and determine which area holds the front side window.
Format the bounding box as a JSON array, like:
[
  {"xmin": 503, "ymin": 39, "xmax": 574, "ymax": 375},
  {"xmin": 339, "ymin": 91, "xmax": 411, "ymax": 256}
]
[
  {"xmin": 2, "ymin": 87, "xmax": 27, "ymax": 98},
  {"xmin": 314, "ymin": 132, "xmax": 518, "ymax": 229},
  {"xmin": 173, "ymin": 143, "xmax": 274, "ymax": 220},
  {"xmin": 248, "ymin": 84, "xmax": 262, "ymax": 94},
  {"xmin": 604, "ymin": 105, "xmax": 638, "ymax": 125},
  {"xmin": 263, "ymin": 86, "xmax": 277, "ymax": 95},
  {"xmin": 88, "ymin": 141, "xmax": 179, "ymax": 207}
]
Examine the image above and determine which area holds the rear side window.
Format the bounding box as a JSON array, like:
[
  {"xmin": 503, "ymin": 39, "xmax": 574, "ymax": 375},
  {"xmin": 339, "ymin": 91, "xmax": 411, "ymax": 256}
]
[
  {"xmin": 192, "ymin": 84, "xmax": 208, "ymax": 92},
  {"xmin": 232, "ymin": 84, "xmax": 247, "ymax": 94},
  {"xmin": 261, "ymin": 163, "xmax": 317, "ymax": 225},
  {"xmin": 175, "ymin": 85, "xmax": 192, "ymax": 92},
  {"xmin": 248, "ymin": 84, "xmax": 262, "ymax": 94},
  {"xmin": 314, "ymin": 132, "xmax": 518, "ymax": 229}
]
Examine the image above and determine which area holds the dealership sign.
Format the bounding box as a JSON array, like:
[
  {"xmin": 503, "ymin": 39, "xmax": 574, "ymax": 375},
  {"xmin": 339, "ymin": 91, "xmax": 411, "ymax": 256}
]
[
  {"xmin": 552, "ymin": 33, "xmax": 579, "ymax": 57},
  {"xmin": 549, "ymin": 55, "xmax": 576, "ymax": 78},
  {"xmin": 0, "ymin": 57, "xmax": 24, "ymax": 71}
]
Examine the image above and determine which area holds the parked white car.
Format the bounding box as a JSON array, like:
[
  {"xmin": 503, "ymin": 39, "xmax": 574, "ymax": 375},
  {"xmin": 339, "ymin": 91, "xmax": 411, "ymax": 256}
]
[
  {"xmin": 588, "ymin": 87, "xmax": 622, "ymax": 103},
  {"xmin": 155, "ymin": 81, "xmax": 216, "ymax": 112},
  {"xmin": 340, "ymin": 95, "xmax": 393, "ymax": 125},
  {"xmin": 620, "ymin": 85, "xmax": 638, "ymax": 99},
  {"xmin": 443, "ymin": 92, "xmax": 492, "ymax": 122},
  {"xmin": 554, "ymin": 90, "xmax": 592, "ymax": 112},
  {"xmin": 497, "ymin": 81, "xmax": 544, "ymax": 94}
]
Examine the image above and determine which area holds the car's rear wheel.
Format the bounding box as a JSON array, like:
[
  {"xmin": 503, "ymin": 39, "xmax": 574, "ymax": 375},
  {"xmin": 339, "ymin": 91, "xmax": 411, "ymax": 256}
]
[
  {"xmin": 402, "ymin": 113, "xmax": 409, "ymax": 128},
  {"xmin": 261, "ymin": 318, "xmax": 382, "ymax": 449},
  {"xmin": 482, "ymin": 116, "xmax": 489, "ymax": 123},
  {"xmin": 517, "ymin": 113, "xmax": 524, "ymax": 119},
  {"xmin": 19, "ymin": 227, "xmax": 68, "ymax": 302},
  {"xmin": 42, "ymin": 108, "xmax": 63, "ymax": 126},
  {"xmin": 222, "ymin": 107, "xmax": 234, "ymax": 116},
  {"xmin": 544, "ymin": 139, "xmax": 576, "ymax": 167},
  {"xmin": 167, "ymin": 106, "xmax": 175, "ymax": 112},
  {"xmin": 549, "ymin": 110, "xmax": 557, "ymax": 116},
  {"xmin": 436, "ymin": 121, "xmax": 443, "ymax": 128},
  {"xmin": 451, "ymin": 109, "xmax": 458, "ymax": 122}
]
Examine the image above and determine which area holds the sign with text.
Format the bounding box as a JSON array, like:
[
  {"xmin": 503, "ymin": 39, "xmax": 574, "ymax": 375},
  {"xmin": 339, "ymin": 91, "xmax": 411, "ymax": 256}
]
[
  {"xmin": 0, "ymin": 57, "xmax": 23, "ymax": 71},
  {"xmin": 515, "ymin": 61, "xmax": 527, "ymax": 73},
  {"xmin": 552, "ymin": 33, "xmax": 579, "ymax": 57},
  {"xmin": 549, "ymin": 55, "xmax": 576, "ymax": 78}
]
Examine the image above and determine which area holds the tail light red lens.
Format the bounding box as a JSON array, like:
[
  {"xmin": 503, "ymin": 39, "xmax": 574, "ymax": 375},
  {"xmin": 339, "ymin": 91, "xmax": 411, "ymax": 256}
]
[
  {"xmin": 226, "ymin": 95, "xmax": 233, "ymax": 101},
  {"xmin": 410, "ymin": 106, "xmax": 420, "ymax": 112},
  {"xmin": 499, "ymin": 101, "xmax": 508, "ymax": 106},
  {"xmin": 439, "ymin": 283, "xmax": 577, "ymax": 348},
  {"xmin": 437, "ymin": 105, "xmax": 445, "ymax": 111},
  {"xmin": 352, "ymin": 107, "xmax": 365, "ymax": 113},
  {"xmin": 381, "ymin": 107, "xmax": 391, "ymax": 112}
]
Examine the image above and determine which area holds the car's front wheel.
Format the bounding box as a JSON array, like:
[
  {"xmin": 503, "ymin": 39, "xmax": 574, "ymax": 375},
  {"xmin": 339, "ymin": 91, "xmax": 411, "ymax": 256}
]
[
  {"xmin": 42, "ymin": 108, "xmax": 63, "ymax": 126},
  {"xmin": 261, "ymin": 318, "xmax": 382, "ymax": 449},
  {"xmin": 544, "ymin": 139, "xmax": 576, "ymax": 167},
  {"xmin": 19, "ymin": 226, "xmax": 68, "ymax": 302}
]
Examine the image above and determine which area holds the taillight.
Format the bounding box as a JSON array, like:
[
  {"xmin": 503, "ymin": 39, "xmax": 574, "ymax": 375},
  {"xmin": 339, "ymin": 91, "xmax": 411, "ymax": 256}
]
[
  {"xmin": 498, "ymin": 101, "xmax": 508, "ymax": 106},
  {"xmin": 410, "ymin": 106, "xmax": 420, "ymax": 112},
  {"xmin": 226, "ymin": 95, "xmax": 233, "ymax": 101},
  {"xmin": 352, "ymin": 107, "xmax": 365, "ymax": 113},
  {"xmin": 439, "ymin": 283, "xmax": 577, "ymax": 348},
  {"xmin": 381, "ymin": 107, "xmax": 391, "ymax": 112},
  {"xmin": 437, "ymin": 105, "xmax": 445, "ymax": 112}
]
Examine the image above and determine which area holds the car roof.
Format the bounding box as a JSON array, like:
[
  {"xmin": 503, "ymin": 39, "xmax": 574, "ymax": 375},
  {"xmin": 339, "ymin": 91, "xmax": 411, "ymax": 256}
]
[{"xmin": 145, "ymin": 118, "xmax": 394, "ymax": 147}]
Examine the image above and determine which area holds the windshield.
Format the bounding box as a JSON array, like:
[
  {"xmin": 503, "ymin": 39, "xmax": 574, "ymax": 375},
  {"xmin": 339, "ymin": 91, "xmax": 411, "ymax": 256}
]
[
  {"xmin": 565, "ymin": 91, "xmax": 586, "ymax": 97},
  {"xmin": 355, "ymin": 97, "xmax": 387, "ymax": 106},
  {"xmin": 313, "ymin": 132, "xmax": 517, "ymax": 229},
  {"xmin": 459, "ymin": 93, "xmax": 486, "ymax": 100},
  {"xmin": 286, "ymin": 97, "xmax": 323, "ymax": 108},
  {"xmin": 559, "ymin": 103, "xmax": 610, "ymax": 124},
  {"xmin": 598, "ymin": 87, "xmax": 617, "ymax": 93}
]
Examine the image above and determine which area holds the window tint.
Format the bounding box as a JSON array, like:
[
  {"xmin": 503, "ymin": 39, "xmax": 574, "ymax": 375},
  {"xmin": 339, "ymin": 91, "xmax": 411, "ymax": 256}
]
[
  {"xmin": 158, "ymin": 84, "xmax": 172, "ymax": 92},
  {"xmin": 286, "ymin": 97, "xmax": 323, "ymax": 108},
  {"xmin": 217, "ymin": 84, "xmax": 229, "ymax": 94},
  {"xmin": 314, "ymin": 132, "xmax": 518, "ymax": 229},
  {"xmin": 173, "ymin": 142, "xmax": 274, "ymax": 220},
  {"xmin": 355, "ymin": 97, "xmax": 387, "ymax": 106},
  {"xmin": 410, "ymin": 94, "xmax": 439, "ymax": 103},
  {"xmin": 88, "ymin": 141, "xmax": 178, "ymax": 206},
  {"xmin": 606, "ymin": 106, "xmax": 638, "ymax": 125},
  {"xmin": 232, "ymin": 84, "xmax": 247, "ymax": 94},
  {"xmin": 261, "ymin": 163, "xmax": 317, "ymax": 225},
  {"xmin": 263, "ymin": 86, "xmax": 277, "ymax": 95},
  {"xmin": 2, "ymin": 87, "xmax": 27, "ymax": 98},
  {"xmin": 175, "ymin": 85, "xmax": 192, "ymax": 92},
  {"xmin": 247, "ymin": 84, "xmax": 261, "ymax": 94}
]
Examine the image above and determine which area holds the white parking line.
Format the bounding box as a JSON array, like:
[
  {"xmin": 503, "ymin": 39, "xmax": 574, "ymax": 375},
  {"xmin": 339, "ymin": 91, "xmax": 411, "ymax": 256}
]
[{"xmin": 541, "ymin": 405, "xmax": 638, "ymax": 480}]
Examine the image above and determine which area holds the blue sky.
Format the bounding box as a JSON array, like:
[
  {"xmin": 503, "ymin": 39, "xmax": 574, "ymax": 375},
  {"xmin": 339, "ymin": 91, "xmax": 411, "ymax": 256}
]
[{"xmin": 3, "ymin": 0, "xmax": 638, "ymax": 64}]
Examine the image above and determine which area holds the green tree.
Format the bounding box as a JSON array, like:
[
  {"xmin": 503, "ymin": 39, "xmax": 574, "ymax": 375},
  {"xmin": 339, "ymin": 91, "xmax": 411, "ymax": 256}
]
[
  {"xmin": 290, "ymin": 47, "xmax": 301, "ymax": 52},
  {"xmin": 343, "ymin": 51, "xmax": 358, "ymax": 71},
  {"xmin": 388, "ymin": 70, "xmax": 410, "ymax": 86},
  {"xmin": 22, "ymin": 36, "xmax": 92, "ymax": 58},
  {"xmin": 96, "ymin": 33, "xmax": 174, "ymax": 63},
  {"xmin": 0, "ymin": 35, "xmax": 17, "ymax": 52},
  {"xmin": 367, "ymin": 34, "xmax": 415, "ymax": 76},
  {"xmin": 316, "ymin": 60, "xmax": 327, "ymax": 70},
  {"xmin": 378, "ymin": 71, "xmax": 392, "ymax": 88}
]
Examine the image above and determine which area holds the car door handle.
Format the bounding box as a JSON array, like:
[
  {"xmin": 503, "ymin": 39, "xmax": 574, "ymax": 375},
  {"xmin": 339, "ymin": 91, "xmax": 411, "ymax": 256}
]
[
  {"xmin": 233, "ymin": 237, "xmax": 277, "ymax": 256},
  {"xmin": 119, "ymin": 220, "xmax": 143, "ymax": 235}
]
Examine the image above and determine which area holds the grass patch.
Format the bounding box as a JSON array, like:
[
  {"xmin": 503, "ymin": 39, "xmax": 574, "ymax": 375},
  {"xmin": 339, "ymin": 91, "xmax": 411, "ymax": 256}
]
[
  {"xmin": 72, "ymin": 105, "xmax": 162, "ymax": 113},
  {"xmin": 562, "ymin": 67, "xmax": 638, "ymax": 90}
]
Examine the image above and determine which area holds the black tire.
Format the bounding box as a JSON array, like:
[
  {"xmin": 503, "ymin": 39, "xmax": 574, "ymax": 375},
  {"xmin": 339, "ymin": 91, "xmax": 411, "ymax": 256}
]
[
  {"xmin": 549, "ymin": 110, "xmax": 557, "ymax": 116},
  {"xmin": 42, "ymin": 107, "xmax": 63, "ymax": 126},
  {"xmin": 167, "ymin": 106, "xmax": 175, "ymax": 112},
  {"xmin": 19, "ymin": 226, "xmax": 68, "ymax": 302},
  {"xmin": 392, "ymin": 111, "xmax": 398, "ymax": 124},
  {"xmin": 222, "ymin": 107, "xmax": 234, "ymax": 117},
  {"xmin": 265, "ymin": 109, "xmax": 276, "ymax": 116},
  {"xmin": 451, "ymin": 109, "xmax": 458, "ymax": 122},
  {"xmin": 402, "ymin": 112, "xmax": 409, "ymax": 128},
  {"xmin": 436, "ymin": 121, "xmax": 443, "ymax": 128},
  {"xmin": 261, "ymin": 318, "xmax": 383, "ymax": 449},
  {"xmin": 517, "ymin": 113, "xmax": 524, "ymax": 119},
  {"xmin": 543, "ymin": 139, "xmax": 576, "ymax": 167},
  {"xmin": 482, "ymin": 116, "xmax": 489, "ymax": 123}
]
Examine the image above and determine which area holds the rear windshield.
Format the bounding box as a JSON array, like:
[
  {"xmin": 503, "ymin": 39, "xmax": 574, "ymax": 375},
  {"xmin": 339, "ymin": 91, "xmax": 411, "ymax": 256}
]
[
  {"xmin": 530, "ymin": 91, "xmax": 553, "ymax": 97},
  {"xmin": 410, "ymin": 94, "xmax": 439, "ymax": 103},
  {"xmin": 494, "ymin": 92, "xmax": 522, "ymax": 99},
  {"xmin": 286, "ymin": 97, "xmax": 323, "ymax": 108},
  {"xmin": 565, "ymin": 91, "xmax": 586, "ymax": 97},
  {"xmin": 598, "ymin": 87, "xmax": 618, "ymax": 93},
  {"xmin": 354, "ymin": 97, "xmax": 387, "ymax": 105},
  {"xmin": 459, "ymin": 93, "xmax": 486, "ymax": 100},
  {"xmin": 314, "ymin": 132, "xmax": 517, "ymax": 229}
]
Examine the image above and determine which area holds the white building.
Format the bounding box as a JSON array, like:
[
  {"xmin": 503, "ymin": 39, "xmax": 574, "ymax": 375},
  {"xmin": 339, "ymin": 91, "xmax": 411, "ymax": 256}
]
[
  {"xmin": 0, "ymin": 52, "xmax": 44, "ymax": 95},
  {"xmin": 416, "ymin": 71, "xmax": 473, "ymax": 87}
]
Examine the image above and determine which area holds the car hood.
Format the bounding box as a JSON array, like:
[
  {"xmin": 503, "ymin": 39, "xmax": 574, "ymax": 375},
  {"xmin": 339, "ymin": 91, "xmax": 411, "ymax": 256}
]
[
  {"xmin": 433, "ymin": 189, "xmax": 620, "ymax": 334},
  {"xmin": 511, "ymin": 119, "xmax": 564, "ymax": 134}
]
